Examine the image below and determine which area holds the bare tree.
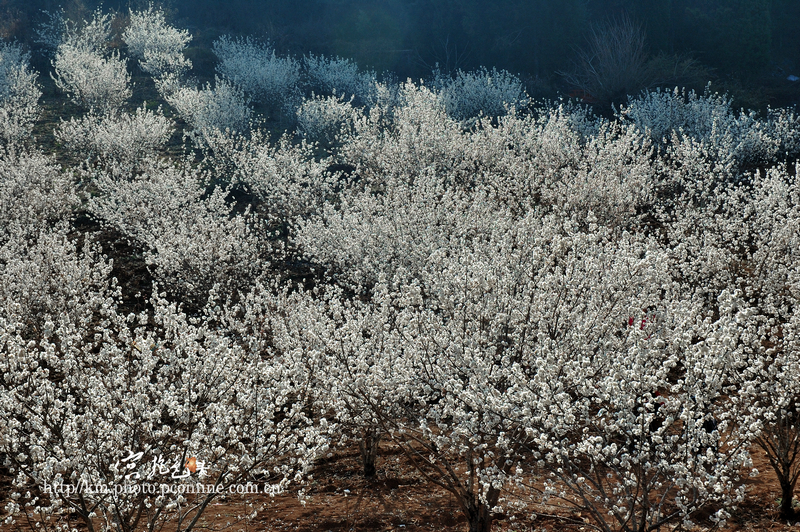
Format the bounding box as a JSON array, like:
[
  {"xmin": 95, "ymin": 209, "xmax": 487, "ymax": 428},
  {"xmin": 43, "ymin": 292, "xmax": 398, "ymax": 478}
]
[{"xmin": 560, "ymin": 15, "xmax": 651, "ymax": 109}]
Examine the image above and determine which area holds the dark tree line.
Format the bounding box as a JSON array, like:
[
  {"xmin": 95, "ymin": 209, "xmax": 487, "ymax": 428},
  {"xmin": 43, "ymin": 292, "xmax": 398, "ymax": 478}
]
[{"xmin": 1, "ymin": 0, "xmax": 799, "ymax": 104}]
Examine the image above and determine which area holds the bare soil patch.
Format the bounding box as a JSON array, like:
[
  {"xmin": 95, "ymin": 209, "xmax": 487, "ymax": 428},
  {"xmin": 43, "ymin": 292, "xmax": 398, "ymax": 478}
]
[{"xmin": 2, "ymin": 441, "xmax": 799, "ymax": 532}]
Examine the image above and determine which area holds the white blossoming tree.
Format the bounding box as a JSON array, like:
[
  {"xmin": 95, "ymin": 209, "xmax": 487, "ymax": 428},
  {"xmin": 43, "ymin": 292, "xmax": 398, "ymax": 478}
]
[
  {"xmin": 295, "ymin": 93, "xmax": 362, "ymax": 148},
  {"xmin": 697, "ymin": 167, "xmax": 800, "ymax": 520},
  {"xmin": 0, "ymin": 43, "xmax": 41, "ymax": 146},
  {"xmin": 290, "ymin": 208, "xmax": 754, "ymax": 532},
  {"xmin": 123, "ymin": 4, "xmax": 192, "ymax": 80},
  {"xmin": 87, "ymin": 158, "xmax": 265, "ymax": 306},
  {"xmin": 55, "ymin": 104, "xmax": 173, "ymax": 172},
  {"xmin": 0, "ymin": 147, "xmax": 77, "ymax": 246},
  {"xmin": 433, "ymin": 66, "xmax": 529, "ymax": 121},
  {"xmin": 213, "ymin": 36, "xmax": 300, "ymax": 115},
  {"xmin": 302, "ymin": 54, "xmax": 377, "ymax": 106},
  {"xmin": 5, "ymin": 10, "xmax": 800, "ymax": 531},
  {"xmin": 199, "ymin": 128, "xmax": 332, "ymax": 226},
  {"xmin": 1, "ymin": 284, "xmax": 324, "ymax": 532},
  {"xmin": 51, "ymin": 10, "xmax": 131, "ymax": 113},
  {"xmin": 165, "ymin": 76, "xmax": 252, "ymax": 144}
]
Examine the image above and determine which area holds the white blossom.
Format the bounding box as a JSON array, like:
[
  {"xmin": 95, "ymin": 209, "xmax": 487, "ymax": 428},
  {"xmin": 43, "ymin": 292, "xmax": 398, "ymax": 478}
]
[
  {"xmin": 55, "ymin": 104, "xmax": 173, "ymax": 171},
  {"xmin": 0, "ymin": 42, "xmax": 41, "ymax": 145},
  {"xmin": 302, "ymin": 54, "xmax": 377, "ymax": 106},
  {"xmin": 213, "ymin": 35, "xmax": 300, "ymax": 113},
  {"xmin": 295, "ymin": 93, "xmax": 362, "ymax": 147},
  {"xmin": 87, "ymin": 158, "xmax": 265, "ymax": 305},
  {"xmin": 4, "ymin": 20, "xmax": 800, "ymax": 532},
  {"xmin": 433, "ymin": 66, "xmax": 529, "ymax": 121},
  {"xmin": 620, "ymin": 85, "xmax": 800, "ymax": 167},
  {"xmin": 123, "ymin": 4, "xmax": 192, "ymax": 79},
  {"xmin": 0, "ymin": 147, "xmax": 77, "ymax": 244},
  {"xmin": 165, "ymin": 76, "xmax": 252, "ymax": 142}
]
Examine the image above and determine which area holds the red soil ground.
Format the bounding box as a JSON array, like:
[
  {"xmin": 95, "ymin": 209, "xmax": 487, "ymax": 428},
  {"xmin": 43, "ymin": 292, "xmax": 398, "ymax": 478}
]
[{"xmin": 2, "ymin": 441, "xmax": 799, "ymax": 532}]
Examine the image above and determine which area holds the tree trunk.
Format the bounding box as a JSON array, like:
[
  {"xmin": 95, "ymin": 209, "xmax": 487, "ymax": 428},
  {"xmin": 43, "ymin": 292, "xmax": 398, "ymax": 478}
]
[
  {"xmin": 779, "ymin": 477, "xmax": 797, "ymax": 518},
  {"xmin": 466, "ymin": 501, "xmax": 493, "ymax": 532},
  {"xmin": 359, "ymin": 427, "xmax": 381, "ymax": 478},
  {"xmin": 463, "ymin": 487, "xmax": 500, "ymax": 532}
]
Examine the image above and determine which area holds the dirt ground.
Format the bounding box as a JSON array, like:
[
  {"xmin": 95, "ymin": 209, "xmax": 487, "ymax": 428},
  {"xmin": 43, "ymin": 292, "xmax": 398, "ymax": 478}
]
[
  {"xmin": 2, "ymin": 439, "xmax": 800, "ymax": 532},
  {"xmin": 194, "ymin": 443, "xmax": 800, "ymax": 532}
]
